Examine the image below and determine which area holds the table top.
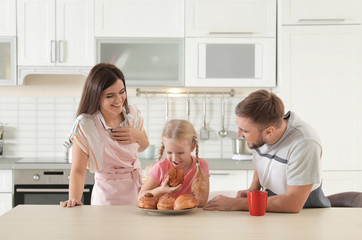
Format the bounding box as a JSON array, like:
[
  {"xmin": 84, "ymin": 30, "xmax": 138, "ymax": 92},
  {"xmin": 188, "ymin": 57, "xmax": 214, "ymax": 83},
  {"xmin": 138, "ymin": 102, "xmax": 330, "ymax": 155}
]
[{"xmin": 0, "ymin": 205, "xmax": 361, "ymax": 240}]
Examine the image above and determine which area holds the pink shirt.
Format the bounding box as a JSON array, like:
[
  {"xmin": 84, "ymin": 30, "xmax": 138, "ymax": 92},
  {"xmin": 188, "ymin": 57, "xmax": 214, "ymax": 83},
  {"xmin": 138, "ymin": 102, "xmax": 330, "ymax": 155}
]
[{"xmin": 148, "ymin": 156, "xmax": 209, "ymax": 197}]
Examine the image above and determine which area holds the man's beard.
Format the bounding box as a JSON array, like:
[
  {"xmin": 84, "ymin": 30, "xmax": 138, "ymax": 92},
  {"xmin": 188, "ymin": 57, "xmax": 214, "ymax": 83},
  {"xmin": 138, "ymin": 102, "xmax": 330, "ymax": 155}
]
[{"xmin": 248, "ymin": 134, "xmax": 266, "ymax": 149}]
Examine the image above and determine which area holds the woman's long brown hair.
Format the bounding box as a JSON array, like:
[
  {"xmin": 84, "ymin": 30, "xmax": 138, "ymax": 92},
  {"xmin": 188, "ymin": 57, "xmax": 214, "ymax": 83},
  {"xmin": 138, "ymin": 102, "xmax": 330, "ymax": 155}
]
[{"xmin": 76, "ymin": 63, "xmax": 129, "ymax": 117}]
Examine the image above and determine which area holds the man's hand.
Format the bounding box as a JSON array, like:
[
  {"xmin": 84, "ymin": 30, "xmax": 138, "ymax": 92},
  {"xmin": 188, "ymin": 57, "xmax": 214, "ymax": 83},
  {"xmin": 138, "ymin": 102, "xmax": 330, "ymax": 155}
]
[{"xmin": 203, "ymin": 195, "xmax": 246, "ymax": 211}]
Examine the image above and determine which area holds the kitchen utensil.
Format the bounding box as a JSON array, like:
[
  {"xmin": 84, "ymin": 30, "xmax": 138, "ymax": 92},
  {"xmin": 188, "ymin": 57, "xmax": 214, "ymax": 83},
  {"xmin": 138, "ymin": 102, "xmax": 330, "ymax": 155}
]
[
  {"xmin": 165, "ymin": 93, "xmax": 169, "ymax": 121},
  {"xmin": 218, "ymin": 96, "xmax": 229, "ymax": 137},
  {"xmin": 232, "ymin": 138, "xmax": 251, "ymax": 155},
  {"xmin": 63, "ymin": 140, "xmax": 73, "ymax": 163},
  {"xmin": 186, "ymin": 93, "xmax": 190, "ymax": 121},
  {"xmin": 200, "ymin": 94, "xmax": 209, "ymax": 140}
]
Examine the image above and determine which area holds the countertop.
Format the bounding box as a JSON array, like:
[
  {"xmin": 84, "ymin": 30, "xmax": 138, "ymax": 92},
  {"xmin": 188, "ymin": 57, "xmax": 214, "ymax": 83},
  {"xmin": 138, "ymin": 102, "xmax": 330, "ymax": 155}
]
[
  {"xmin": 0, "ymin": 205, "xmax": 361, "ymax": 240},
  {"xmin": 0, "ymin": 157, "xmax": 253, "ymax": 170}
]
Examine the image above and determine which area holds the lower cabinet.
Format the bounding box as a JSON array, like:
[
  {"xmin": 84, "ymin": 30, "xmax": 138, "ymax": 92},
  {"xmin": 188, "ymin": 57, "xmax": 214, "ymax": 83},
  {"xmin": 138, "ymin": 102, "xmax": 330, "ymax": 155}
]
[
  {"xmin": 209, "ymin": 170, "xmax": 249, "ymax": 193},
  {"xmin": 322, "ymin": 171, "xmax": 362, "ymax": 196},
  {"xmin": 0, "ymin": 170, "xmax": 12, "ymax": 216},
  {"xmin": 0, "ymin": 193, "xmax": 12, "ymax": 215}
]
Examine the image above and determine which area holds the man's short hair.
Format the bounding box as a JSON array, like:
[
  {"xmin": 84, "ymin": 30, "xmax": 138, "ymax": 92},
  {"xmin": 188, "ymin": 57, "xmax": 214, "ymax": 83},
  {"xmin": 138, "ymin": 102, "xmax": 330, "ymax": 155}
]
[{"xmin": 235, "ymin": 90, "xmax": 285, "ymax": 129}]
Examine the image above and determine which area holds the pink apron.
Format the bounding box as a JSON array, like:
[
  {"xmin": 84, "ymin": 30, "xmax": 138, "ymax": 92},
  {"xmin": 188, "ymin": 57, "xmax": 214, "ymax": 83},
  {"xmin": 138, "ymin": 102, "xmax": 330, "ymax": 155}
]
[{"xmin": 91, "ymin": 116, "xmax": 143, "ymax": 206}]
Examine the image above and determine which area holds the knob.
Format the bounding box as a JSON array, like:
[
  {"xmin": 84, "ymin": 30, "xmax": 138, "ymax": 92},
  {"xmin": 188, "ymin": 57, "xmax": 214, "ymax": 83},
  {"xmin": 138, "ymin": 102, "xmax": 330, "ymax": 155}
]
[{"xmin": 33, "ymin": 174, "xmax": 40, "ymax": 181}]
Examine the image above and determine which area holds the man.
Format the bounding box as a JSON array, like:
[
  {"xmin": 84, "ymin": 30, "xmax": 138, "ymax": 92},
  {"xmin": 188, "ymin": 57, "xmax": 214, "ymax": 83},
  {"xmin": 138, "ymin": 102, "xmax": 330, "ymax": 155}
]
[{"xmin": 204, "ymin": 90, "xmax": 331, "ymax": 213}]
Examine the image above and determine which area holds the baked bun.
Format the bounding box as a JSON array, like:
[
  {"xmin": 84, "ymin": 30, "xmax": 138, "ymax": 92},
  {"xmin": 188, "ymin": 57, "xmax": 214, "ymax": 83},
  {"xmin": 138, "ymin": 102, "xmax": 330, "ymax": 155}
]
[
  {"xmin": 165, "ymin": 167, "xmax": 184, "ymax": 187},
  {"xmin": 138, "ymin": 193, "xmax": 158, "ymax": 209},
  {"xmin": 174, "ymin": 194, "xmax": 200, "ymax": 210},
  {"xmin": 157, "ymin": 193, "xmax": 176, "ymax": 210}
]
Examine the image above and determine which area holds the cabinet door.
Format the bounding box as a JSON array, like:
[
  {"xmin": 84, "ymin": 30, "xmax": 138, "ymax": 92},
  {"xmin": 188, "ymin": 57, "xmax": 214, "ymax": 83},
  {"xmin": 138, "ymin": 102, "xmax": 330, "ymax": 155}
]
[
  {"xmin": 322, "ymin": 171, "xmax": 362, "ymax": 196},
  {"xmin": 281, "ymin": 0, "xmax": 362, "ymax": 25},
  {"xmin": 186, "ymin": 0, "xmax": 276, "ymax": 37},
  {"xmin": 0, "ymin": 170, "xmax": 12, "ymax": 192},
  {"xmin": 209, "ymin": 170, "xmax": 248, "ymax": 192},
  {"xmin": 17, "ymin": 0, "xmax": 56, "ymax": 66},
  {"xmin": 56, "ymin": 0, "xmax": 94, "ymax": 66},
  {"xmin": 95, "ymin": 0, "xmax": 184, "ymax": 37},
  {"xmin": 185, "ymin": 37, "xmax": 276, "ymax": 87},
  {"xmin": 0, "ymin": 38, "xmax": 16, "ymax": 85},
  {"xmin": 279, "ymin": 25, "xmax": 362, "ymax": 170},
  {"xmin": 0, "ymin": 193, "xmax": 12, "ymax": 216},
  {"xmin": 0, "ymin": 0, "xmax": 16, "ymax": 36}
]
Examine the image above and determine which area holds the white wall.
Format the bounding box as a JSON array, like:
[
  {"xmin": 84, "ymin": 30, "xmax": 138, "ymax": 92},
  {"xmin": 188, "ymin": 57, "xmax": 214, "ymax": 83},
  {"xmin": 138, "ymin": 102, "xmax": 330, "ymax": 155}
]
[{"xmin": 0, "ymin": 74, "xmax": 264, "ymax": 161}]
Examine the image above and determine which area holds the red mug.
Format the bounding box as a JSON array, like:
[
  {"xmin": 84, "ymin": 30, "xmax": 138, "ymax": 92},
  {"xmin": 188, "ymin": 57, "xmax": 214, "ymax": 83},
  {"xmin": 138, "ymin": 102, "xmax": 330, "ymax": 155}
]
[{"xmin": 247, "ymin": 190, "xmax": 268, "ymax": 216}]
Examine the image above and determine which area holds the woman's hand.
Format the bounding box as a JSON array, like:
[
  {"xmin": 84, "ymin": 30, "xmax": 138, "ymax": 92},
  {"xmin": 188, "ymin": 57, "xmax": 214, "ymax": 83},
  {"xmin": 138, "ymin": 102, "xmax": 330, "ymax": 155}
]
[
  {"xmin": 109, "ymin": 126, "xmax": 140, "ymax": 144},
  {"xmin": 60, "ymin": 199, "xmax": 83, "ymax": 208}
]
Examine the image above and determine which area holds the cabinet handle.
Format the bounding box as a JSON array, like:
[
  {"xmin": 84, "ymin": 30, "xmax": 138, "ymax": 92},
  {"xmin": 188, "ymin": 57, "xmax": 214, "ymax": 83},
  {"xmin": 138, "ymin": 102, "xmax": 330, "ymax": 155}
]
[
  {"xmin": 50, "ymin": 40, "xmax": 56, "ymax": 63},
  {"xmin": 58, "ymin": 41, "xmax": 64, "ymax": 63},
  {"xmin": 16, "ymin": 188, "xmax": 90, "ymax": 193},
  {"xmin": 210, "ymin": 173, "xmax": 230, "ymax": 176},
  {"xmin": 298, "ymin": 18, "xmax": 346, "ymax": 22},
  {"xmin": 209, "ymin": 32, "xmax": 254, "ymax": 34}
]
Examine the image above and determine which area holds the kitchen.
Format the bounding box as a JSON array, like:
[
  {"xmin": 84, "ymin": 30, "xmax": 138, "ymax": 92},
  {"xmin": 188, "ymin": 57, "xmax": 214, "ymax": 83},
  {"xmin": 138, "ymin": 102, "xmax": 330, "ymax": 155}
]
[{"xmin": 0, "ymin": 0, "xmax": 362, "ymax": 237}]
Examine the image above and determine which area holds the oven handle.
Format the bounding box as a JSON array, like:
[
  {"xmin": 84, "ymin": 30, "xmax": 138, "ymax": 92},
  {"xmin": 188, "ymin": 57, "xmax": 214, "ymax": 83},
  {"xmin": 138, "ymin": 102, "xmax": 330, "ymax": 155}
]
[{"xmin": 16, "ymin": 188, "xmax": 90, "ymax": 193}]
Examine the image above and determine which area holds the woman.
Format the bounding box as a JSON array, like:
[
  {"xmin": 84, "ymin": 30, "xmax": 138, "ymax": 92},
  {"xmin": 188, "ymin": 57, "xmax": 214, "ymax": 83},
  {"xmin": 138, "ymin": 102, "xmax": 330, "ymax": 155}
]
[{"xmin": 60, "ymin": 63, "xmax": 149, "ymax": 207}]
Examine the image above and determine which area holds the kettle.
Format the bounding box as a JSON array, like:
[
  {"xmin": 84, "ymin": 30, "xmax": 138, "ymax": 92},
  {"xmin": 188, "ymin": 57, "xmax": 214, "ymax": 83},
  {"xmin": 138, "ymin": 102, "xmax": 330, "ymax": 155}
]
[{"xmin": 63, "ymin": 140, "xmax": 73, "ymax": 163}]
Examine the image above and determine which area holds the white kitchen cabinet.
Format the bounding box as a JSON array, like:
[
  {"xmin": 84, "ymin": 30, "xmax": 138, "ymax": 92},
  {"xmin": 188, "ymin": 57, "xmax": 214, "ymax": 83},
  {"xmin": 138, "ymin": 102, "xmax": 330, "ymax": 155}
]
[
  {"xmin": 322, "ymin": 171, "xmax": 362, "ymax": 196},
  {"xmin": 281, "ymin": 0, "xmax": 362, "ymax": 25},
  {"xmin": 209, "ymin": 170, "xmax": 248, "ymax": 192},
  {"xmin": 0, "ymin": 0, "xmax": 16, "ymax": 36},
  {"xmin": 186, "ymin": 0, "xmax": 276, "ymax": 37},
  {"xmin": 17, "ymin": 0, "xmax": 94, "ymax": 66},
  {"xmin": 0, "ymin": 37, "xmax": 16, "ymax": 85},
  {"xmin": 0, "ymin": 170, "xmax": 12, "ymax": 216},
  {"xmin": 278, "ymin": 25, "xmax": 362, "ymax": 170},
  {"xmin": 185, "ymin": 37, "xmax": 276, "ymax": 87},
  {"xmin": 95, "ymin": 0, "xmax": 184, "ymax": 37}
]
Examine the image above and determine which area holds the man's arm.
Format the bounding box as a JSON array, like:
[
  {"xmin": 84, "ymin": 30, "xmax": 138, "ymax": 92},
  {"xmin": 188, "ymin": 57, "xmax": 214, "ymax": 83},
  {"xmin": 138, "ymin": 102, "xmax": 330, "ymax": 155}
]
[
  {"xmin": 265, "ymin": 184, "xmax": 313, "ymax": 213},
  {"xmin": 204, "ymin": 175, "xmax": 312, "ymax": 213}
]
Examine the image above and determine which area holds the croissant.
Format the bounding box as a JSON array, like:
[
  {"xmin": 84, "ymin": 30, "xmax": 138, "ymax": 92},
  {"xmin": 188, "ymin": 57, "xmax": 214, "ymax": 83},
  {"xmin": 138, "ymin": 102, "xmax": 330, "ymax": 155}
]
[
  {"xmin": 157, "ymin": 193, "xmax": 176, "ymax": 210},
  {"xmin": 138, "ymin": 193, "xmax": 158, "ymax": 209},
  {"xmin": 174, "ymin": 194, "xmax": 200, "ymax": 210},
  {"xmin": 165, "ymin": 167, "xmax": 184, "ymax": 187}
]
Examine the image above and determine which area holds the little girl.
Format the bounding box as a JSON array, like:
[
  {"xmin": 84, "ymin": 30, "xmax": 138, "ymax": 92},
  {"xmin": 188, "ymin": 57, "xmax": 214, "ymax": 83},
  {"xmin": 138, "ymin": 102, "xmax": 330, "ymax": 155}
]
[{"xmin": 139, "ymin": 119, "xmax": 210, "ymax": 207}]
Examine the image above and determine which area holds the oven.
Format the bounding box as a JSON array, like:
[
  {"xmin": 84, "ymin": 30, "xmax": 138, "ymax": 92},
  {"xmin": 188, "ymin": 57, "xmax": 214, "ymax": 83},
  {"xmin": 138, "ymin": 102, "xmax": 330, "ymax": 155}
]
[{"xmin": 13, "ymin": 167, "xmax": 94, "ymax": 207}]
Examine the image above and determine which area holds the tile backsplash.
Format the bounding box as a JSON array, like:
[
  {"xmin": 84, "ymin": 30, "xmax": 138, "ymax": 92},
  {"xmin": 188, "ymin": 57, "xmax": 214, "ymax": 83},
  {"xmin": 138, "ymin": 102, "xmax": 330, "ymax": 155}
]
[{"xmin": 0, "ymin": 95, "xmax": 243, "ymax": 161}]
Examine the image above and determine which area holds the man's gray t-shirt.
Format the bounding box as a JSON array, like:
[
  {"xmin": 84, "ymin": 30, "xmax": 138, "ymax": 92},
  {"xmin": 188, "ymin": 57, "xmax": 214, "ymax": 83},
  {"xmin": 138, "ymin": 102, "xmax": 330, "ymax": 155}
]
[{"xmin": 253, "ymin": 111, "xmax": 330, "ymax": 208}]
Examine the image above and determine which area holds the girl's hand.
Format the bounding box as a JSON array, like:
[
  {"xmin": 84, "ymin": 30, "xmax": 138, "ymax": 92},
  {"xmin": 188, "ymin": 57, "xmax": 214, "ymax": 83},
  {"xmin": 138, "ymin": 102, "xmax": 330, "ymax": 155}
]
[
  {"xmin": 109, "ymin": 126, "xmax": 140, "ymax": 145},
  {"xmin": 60, "ymin": 199, "xmax": 83, "ymax": 208},
  {"xmin": 161, "ymin": 177, "xmax": 183, "ymax": 194}
]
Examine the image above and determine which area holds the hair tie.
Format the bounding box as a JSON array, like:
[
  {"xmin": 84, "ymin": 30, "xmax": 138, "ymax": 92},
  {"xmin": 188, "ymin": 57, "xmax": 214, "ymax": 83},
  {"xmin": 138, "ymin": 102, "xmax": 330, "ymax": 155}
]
[{"xmin": 196, "ymin": 162, "xmax": 200, "ymax": 167}]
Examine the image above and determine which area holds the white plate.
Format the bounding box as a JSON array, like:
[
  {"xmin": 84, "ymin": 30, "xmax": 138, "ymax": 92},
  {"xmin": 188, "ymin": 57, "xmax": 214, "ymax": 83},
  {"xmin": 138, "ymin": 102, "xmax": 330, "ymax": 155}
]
[{"xmin": 138, "ymin": 207, "xmax": 196, "ymax": 215}]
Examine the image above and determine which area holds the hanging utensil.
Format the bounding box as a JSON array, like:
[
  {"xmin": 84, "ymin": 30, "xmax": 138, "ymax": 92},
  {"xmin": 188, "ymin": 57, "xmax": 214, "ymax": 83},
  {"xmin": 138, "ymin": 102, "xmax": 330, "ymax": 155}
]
[
  {"xmin": 218, "ymin": 94, "xmax": 229, "ymax": 137},
  {"xmin": 200, "ymin": 93, "xmax": 209, "ymax": 140},
  {"xmin": 165, "ymin": 93, "xmax": 169, "ymax": 121},
  {"xmin": 186, "ymin": 92, "xmax": 190, "ymax": 121}
]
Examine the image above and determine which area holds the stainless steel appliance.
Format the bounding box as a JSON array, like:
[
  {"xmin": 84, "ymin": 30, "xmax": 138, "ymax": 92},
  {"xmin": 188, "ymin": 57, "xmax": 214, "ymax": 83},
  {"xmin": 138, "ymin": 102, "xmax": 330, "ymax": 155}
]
[{"xmin": 13, "ymin": 160, "xmax": 94, "ymax": 207}]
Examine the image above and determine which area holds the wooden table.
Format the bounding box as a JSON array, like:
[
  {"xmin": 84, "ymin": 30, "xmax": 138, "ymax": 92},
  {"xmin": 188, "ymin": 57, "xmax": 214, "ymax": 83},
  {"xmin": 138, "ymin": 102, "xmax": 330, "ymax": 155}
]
[{"xmin": 0, "ymin": 205, "xmax": 361, "ymax": 240}]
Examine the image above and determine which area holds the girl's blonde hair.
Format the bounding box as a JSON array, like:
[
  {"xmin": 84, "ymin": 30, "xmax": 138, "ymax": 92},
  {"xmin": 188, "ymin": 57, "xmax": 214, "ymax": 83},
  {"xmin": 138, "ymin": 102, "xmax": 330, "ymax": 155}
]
[{"xmin": 157, "ymin": 119, "xmax": 208, "ymax": 201}]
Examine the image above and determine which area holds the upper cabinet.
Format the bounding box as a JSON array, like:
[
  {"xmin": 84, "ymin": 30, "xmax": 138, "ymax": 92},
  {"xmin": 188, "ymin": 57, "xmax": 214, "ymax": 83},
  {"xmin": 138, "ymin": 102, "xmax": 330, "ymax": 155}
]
[
  {"xmin": 0, "ymin": 0, "xmax": 16, "ymax": 36},
  {"xmin": 281, "ymin": 0, "xmax": 362, "ymax": 25},
  {"xmin": 0, "ymin": 0, "xmax": 16, "ymax": 85},
  {"xmin": 17, "ymin": 0, "xmax": 94, "ymax": 66},
  {"xmin": 186, "ymin": 0, "xmax": 276, "ymax": 37},
  {"xmin": 95, "ymin": 0, "xmax": 184, "ymax": 37}
]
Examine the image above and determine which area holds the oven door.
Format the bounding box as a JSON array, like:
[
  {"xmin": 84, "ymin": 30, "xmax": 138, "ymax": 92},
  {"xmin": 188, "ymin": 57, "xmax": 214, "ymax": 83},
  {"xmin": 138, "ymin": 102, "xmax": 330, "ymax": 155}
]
[{"xmin": 13, "ymin": 184, "xmax": 93, "ymax": 207}]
